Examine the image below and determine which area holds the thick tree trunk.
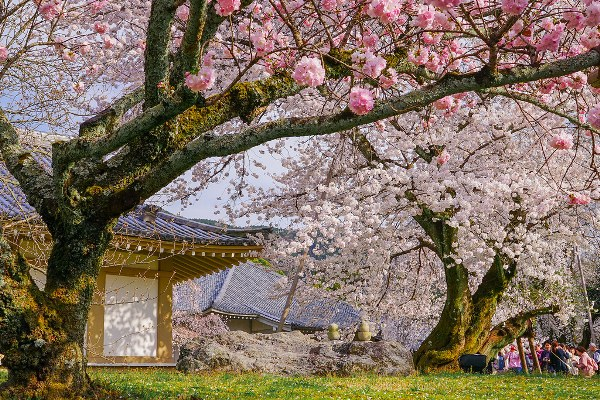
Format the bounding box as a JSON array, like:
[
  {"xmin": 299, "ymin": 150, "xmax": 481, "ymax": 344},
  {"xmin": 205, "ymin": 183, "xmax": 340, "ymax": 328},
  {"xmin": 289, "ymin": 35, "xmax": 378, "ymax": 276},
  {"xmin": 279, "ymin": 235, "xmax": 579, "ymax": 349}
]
[
  {"xmin": 412, "ymin": 209, "xmax": 527, "ymax": 371},
  {"xmin": 0, "ymin": 219, "xmax": 113, "ymax": 398},
  {"xmin": 413, "ymin": 261, "xmax": 473, "ymax": 371},
  {"xmin": 412, "ymin": 210, "xmax": 474, "ymax": 371}
]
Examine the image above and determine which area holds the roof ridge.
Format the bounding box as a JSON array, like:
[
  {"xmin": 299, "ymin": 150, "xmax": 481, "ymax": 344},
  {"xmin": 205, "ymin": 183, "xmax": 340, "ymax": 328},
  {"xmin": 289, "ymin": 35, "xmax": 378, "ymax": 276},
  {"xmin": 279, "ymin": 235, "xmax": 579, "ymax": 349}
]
[
  {"xmin": 213, "ymin": 265, "xmax": 237, "ymax": 306},
  {"xmin": 150, "ymin": 208, "xmax": 272, "ymax": 237}
]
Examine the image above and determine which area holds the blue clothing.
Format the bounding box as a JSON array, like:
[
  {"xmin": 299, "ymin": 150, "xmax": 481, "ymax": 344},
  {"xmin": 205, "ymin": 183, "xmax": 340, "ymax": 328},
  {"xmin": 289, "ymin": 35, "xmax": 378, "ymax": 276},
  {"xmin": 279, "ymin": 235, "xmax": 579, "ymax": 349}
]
[
  {"xmin": 540, "ymin": 350, "xmax": 552, "ymax": 372},
  {"xmin": 497, "ymin": 355, "xmax": 505, "ymax": 370}
]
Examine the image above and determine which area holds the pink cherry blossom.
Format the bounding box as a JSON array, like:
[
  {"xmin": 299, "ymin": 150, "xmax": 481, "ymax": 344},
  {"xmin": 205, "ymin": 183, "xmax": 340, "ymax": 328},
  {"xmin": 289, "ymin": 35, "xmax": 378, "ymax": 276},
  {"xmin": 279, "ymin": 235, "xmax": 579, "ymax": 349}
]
[
  {"xmin": 588, "ymin": 105, "xmax": 600, "ymax": 129},
  {"xmin": 176, "ymin": 5, "xmax": 190, "ymax": 21},
  {"xmin": 362, "ymin": 52, "xmax": 387, "ymax": 78},
  {"xmin": 250, "ymin": 29, "xmax": 274, "ymax": 56},
  {"xmin": 90, "ymin": 0, "xmax": 108, "ymax": 14},
  {"xmin": 568, "ymin": 193, "xmax": 591, "ymax": 205},
  {"xmin": 563, "ymin": 9, "xmax": 585, "ymax": 30},
  {"xmin": 426, "ymin": 0, "xmax": 463, "ymax": 10},
  {"xmin": 0, "ymin": 46, "xmax": 7, "ymax": 62},
  {"xmin": 536, "ymin": 24, "xmax": 564, "ymax": 53},
  {"xmin": 292, "ymin": 57, "xmax": 325, "ymax": 87},
  {"xmin": 79, "ymin": 42, "xmax": 91, "ymax": 55},
  {"xmin": 72, "ymin": 81, "xmax": 85, "ymax": 94},
  {"xmin": 501, "ymin": 0, "xmax": 528, "ymax": 15},
  {"xmin": 436, "ymin": 150, "xmax": 450, "ymax": 165},
  {"xmin": 412, "ymin": 8, "xmax": 435, "ymax": 29},
  {"xmin": 379, "ymin": 69, "xmax": 398, "ymax": 89},
  {"xmin": 39, "ymin": 0, "xmax": 62, "ymax": 20},
  {"xmin": 586, "ymin": 3, "xmax": 600, "ymax": 27},
  {"xmin": 349, "ymin": 87, "xmax": 374, "ymax": 115},
  {"xmin": 408, "ymin": 47, "xmax": 429, "ymax": 66},
  {"xmin": 362, "ymin": 33, "xmax": 378, "ymax": 49},
  {"xmin": 103, "ymin": 35, "xmax": 116, "ymax": 49},
  {"xmin": 215, "ymin": 0, "xmax": 241, "ymax": 17},
  {"xmin": 86, "ymin": 64, "xmax": 100, "ymax": 75},
  {"xmin": 62, "ymin": 49, "xmax": 77, "ymax": 62},
  {"xmin": 321, "ymin": 0, "xmax": 337, "ymax": 11},
  {"xmin": 202, "ymin": 50, "xmax": 215, "ymax": 67},
  {"xmin": 185, "ymin": 67, "xmax": 216, "ymax": 92},
  {"xmin": 549, "ymin": 133, "xmax": 574, "ymax": 150},
  {"xmin": 94, "ymin": 22, "xmax": 109, "ymax": 34},
  {"xmin": 594, "ymin": 144, "xmax": 600, "ymax": 155},
  {"xmin": 367, "ymin": 0, "xmax": 402, "ymax": 25}
]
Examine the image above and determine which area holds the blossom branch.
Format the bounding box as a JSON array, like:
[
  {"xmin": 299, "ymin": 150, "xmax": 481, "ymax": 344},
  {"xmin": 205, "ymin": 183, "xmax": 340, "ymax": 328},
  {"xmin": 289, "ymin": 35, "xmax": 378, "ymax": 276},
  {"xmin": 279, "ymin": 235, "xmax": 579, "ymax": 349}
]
[
  {"xmin": 481, "ymin": 87, "xmax": 600, "ymax": 136},
  {"xmin": 129, "ymin": 48, "xmax": 600, "ymax": 203}
]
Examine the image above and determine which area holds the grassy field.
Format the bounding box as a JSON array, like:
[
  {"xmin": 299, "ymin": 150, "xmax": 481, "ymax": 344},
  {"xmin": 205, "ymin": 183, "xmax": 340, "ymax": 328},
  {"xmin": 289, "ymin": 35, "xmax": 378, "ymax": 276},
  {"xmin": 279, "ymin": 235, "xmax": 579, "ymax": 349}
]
[{"xmin": 1, "ymin": 368, "xmax": 599, "ymax": 399}]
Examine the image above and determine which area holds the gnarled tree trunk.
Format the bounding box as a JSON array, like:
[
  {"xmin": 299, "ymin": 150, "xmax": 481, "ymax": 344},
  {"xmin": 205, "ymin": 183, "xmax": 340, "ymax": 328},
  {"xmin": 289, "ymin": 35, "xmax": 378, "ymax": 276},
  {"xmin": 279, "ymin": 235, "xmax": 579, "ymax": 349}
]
[
  {"xmin": 411, "ymin": 208, "xmax": 555, "ymax": 371},
  {"xmin": 0, "ymin": 218, "xmax": 113, "ymax": 399}
]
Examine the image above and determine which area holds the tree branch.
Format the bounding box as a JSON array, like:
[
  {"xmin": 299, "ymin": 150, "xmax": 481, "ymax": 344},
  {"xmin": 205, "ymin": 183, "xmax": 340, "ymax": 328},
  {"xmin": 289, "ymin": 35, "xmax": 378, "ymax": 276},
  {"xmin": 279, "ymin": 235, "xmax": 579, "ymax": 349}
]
[
  {"xmin": 90, "ymin": 49, "xmax": 600, "ymax": 209},
  {"xmin": 144, "ymin": 0, "xmax": 179, "ymax": 108},
  {"xmin": 171, "ymin": 0, "xmax": 208, "ymax": 86},
  {"xmin": 0, "ymin": 111, "xmax": 56, "ymax": 220},
  {"xmin": 481, "ymin": 87, "xmax": 600, "ymax": 136},
  {"xmin": 77, "ymin": 87, "xmax": 145, "ymax": 139}
]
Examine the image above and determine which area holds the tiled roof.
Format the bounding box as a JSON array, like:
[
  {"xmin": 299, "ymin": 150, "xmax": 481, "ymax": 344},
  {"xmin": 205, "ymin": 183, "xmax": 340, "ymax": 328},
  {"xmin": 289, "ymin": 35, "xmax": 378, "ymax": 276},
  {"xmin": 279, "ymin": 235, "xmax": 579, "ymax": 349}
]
[
  {"xmin": 0, "ymin": 146, "xmax": 261, "ymax": 246},
  {"xmin": 174, "ymin": 262, "xmax": 361, "ymax": 330}
]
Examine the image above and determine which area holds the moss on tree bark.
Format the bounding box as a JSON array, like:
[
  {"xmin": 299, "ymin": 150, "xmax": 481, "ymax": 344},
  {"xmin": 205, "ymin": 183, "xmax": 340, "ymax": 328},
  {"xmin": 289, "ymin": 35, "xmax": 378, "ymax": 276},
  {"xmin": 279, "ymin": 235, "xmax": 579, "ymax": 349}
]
[
  {"xmin": 0, "ymin": 218, "xmax": 113, "ymax": 398},
  {"xmin": 411, "ymin": 209, "xmax": 555, "ymax": 371}
]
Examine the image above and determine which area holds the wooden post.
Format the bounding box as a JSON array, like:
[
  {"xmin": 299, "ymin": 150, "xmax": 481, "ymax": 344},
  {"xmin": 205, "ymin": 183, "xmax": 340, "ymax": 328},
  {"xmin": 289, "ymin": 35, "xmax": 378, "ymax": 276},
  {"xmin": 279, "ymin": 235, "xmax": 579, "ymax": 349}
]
[
  {"xmin": 575, "ymin": 246, "xmax": 596, "ymax": 344},
  {"xmin": 516, "ymin": 337, "xmax": 529, "ymax": 374},
  {"xmin": 527, "ymin": 335, "xmax": 541, "ymax": 374}
]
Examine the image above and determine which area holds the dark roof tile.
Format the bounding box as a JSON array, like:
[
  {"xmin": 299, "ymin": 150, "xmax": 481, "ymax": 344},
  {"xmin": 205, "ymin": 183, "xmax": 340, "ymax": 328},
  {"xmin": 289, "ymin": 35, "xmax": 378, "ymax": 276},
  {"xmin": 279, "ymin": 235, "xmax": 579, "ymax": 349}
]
[{"xmin": 174, "ymin": 262, "xmax": 360, "ymax": 330}]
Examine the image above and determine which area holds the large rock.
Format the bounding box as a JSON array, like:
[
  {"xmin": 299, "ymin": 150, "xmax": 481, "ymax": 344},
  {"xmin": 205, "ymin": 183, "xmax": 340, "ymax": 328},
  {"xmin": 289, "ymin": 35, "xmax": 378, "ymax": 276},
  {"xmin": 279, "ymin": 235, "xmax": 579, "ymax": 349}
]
[{"xmin": 177, "ymin": 330, "xmax": 414, "ymax": 376}]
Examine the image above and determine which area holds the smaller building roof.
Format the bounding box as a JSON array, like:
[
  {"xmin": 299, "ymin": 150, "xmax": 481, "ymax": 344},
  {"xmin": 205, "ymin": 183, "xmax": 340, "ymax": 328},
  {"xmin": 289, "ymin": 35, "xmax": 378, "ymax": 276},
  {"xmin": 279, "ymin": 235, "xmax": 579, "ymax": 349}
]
[{"xmin": 174, "ymin": 262, "xmax": 361, "ymax": 330}]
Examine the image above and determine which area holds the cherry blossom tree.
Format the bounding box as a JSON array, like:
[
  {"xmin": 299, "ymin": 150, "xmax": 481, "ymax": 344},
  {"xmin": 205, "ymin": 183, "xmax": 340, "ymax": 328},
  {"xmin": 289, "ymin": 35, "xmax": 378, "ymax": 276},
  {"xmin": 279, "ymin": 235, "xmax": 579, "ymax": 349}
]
[
  {"xmin": 230, "ymin": 96, "xmax": 600, "ymax": 370},
  {"xmin": 1, "ymin": 0, "xmax": 600, "ymax": 396}
]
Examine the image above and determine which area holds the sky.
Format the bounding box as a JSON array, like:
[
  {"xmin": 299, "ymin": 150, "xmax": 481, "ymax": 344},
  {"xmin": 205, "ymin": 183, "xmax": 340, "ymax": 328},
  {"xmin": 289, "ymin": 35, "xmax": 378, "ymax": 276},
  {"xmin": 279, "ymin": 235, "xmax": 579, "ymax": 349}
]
[{"xmin": 160, "ymin": 140, "xmax": 295, "ymax": 227}]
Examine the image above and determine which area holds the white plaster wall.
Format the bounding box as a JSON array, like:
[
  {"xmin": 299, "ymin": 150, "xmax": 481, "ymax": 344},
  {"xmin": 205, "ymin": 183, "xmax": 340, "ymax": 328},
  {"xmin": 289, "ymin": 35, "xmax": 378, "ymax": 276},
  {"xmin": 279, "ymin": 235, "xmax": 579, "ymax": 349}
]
[{"xmin": 103, "ymin": 275, "xmax": 158, "ymax": 357}]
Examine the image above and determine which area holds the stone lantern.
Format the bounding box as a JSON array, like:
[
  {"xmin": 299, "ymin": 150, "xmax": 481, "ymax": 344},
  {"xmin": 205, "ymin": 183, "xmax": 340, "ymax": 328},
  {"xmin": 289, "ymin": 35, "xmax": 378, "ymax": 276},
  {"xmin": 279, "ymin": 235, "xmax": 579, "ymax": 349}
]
[
  {"xmin": 356, "ymin": 320, "xmax": 372, "ymax": 341},
  {"xmin": 327, "ymin": 323, "xmax": 341, "ymax": 340}
]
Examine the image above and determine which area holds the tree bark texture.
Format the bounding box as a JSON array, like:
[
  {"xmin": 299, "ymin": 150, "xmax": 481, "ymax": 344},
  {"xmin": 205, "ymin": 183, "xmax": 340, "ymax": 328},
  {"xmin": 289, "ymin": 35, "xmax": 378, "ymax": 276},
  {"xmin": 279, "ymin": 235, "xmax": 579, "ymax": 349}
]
[
  {"xmin": 411, "ymin": 210, "xmax": 555, "ymax": 371},
  {"xmin": 0, "ymin": 219, "xmax": 113, "ymax": 399}
]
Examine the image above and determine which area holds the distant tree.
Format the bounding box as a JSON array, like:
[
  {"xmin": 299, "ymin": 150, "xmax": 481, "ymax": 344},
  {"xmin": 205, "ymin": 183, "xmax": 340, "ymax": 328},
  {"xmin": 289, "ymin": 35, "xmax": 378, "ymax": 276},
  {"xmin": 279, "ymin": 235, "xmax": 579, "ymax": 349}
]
[{"xmin": 237, "ymin": 100, "xmax": 599, "ymax": 370}]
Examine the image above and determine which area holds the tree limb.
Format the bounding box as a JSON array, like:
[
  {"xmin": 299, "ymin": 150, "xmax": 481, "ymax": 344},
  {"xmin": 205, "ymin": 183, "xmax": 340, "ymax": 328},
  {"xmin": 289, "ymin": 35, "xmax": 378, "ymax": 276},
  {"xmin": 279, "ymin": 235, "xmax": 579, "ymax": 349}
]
[
  {"xmin": 481, "ymin": 87, "xmax": 600, "ymax": 136},
  {"xmin": 77, "ymin": 87, "xmax": 145, "ymax": 139},
  {"xmin": 132, "ymin": 48, "xmax": 600, "ymax": 200},
  {"xmin": 144, "ymin": 0, "xmax": 179, "ymax": 108},
  {"xmin": 171, "ymin": 0, "xmax": 209, "ymax": 87},
  {"xmin": 0, "ymin": 111, "xmax": 56, "ymax": 221}
]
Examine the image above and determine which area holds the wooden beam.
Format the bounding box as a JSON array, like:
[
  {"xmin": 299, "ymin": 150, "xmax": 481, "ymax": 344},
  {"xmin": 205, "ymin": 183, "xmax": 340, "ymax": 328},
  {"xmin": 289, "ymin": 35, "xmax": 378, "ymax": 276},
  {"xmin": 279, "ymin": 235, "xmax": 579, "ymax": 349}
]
[
  {"xmin": 102, "ymin": 266, "xmax": 175, "ymax": 279},
  {"xmin": 516, "ymin": 337, "xmax": 529, "ymax": 374}
]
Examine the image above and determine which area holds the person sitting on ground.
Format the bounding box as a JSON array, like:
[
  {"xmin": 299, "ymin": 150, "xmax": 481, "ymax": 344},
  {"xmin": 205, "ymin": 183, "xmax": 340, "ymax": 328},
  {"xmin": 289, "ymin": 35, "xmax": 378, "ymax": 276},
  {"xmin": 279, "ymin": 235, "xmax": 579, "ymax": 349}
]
[
  {"xmin": 574, "ymin": 346, "xmax": 597, "ymax": 378},
  {"xmin": 506, "ymin": 345, "xmax": 522, "ymax": 373},
  {"xmin": 493, "ymin": 350, "xmax": 506, "ymax": 374},
  {"xmin": 540, "ymin": 342, "xmax": 553, "ymax": 372},
  {"xmin": 568, "ymin": 346, "xmax": 580, "ymax": 375},
  {"xmin": 550, "ymin": 341, "xmax": 568, "ymax": 374},
  {"xmin": 590, "ymin": 343, "xmax": 600, "ymax": 364}
]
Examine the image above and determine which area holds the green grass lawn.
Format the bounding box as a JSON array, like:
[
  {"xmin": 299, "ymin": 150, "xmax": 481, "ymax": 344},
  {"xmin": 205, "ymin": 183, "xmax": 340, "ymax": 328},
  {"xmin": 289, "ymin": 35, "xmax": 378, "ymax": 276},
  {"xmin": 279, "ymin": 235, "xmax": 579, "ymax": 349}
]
[{"xmin": 1, "ymin": 367, "xmax": 599, "ymax": 399}]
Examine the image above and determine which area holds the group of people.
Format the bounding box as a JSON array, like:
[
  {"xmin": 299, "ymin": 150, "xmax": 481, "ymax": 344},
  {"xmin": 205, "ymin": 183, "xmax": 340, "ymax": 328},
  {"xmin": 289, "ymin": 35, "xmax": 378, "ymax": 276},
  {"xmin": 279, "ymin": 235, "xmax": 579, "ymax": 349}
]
[{"xmin": 492, "ymin": 341, "xmax": 600, "ymax": 377}]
